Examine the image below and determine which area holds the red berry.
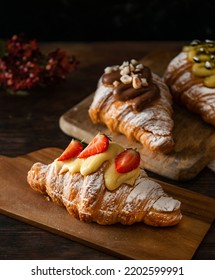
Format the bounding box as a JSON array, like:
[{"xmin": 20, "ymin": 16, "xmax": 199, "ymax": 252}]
[
  {"xmin": 58, "ymin": 139, "xmax": 83, "ymax": 161},
  {"xmin": 115, "ymin": 148, "xmax": 140, "ymax": 173},
  {"xmin": 78, "ymin": 133, "xmax": 110, "ymax": 158}
]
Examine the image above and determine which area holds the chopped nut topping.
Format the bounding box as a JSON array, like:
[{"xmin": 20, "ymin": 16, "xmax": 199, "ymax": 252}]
[
  {"xmin": 113, "ymin": 80, "xmax": 120, "ymax": 87},
  {"xmin": 119, "ymin": 61, "xmax": 129, "ymax": 70},
  {"xmin": 130, "ymin": 59, "xmax": 138, "ymax": 65},
  {"xmin": 104, "ymin": 66, "xmax": 113, "ymax": 74},
  {"xmin": 129, "ymin": 63, "xmax": 135, "ymax": 72},
  {"xmin": 120, "ymin": 65, "xmax": 130, "ymax": 75},
  {"xmin": 104, "ymin": 65, "xmax": 119, "ymax": 73},
  {"xmin": 113, "ymin": 65, "xmax": 119, "ymax": 71},
  {"xmin": 120, "ymin": 74, "xmax": 132, "ymax": 84},
  {"xmin": 132, "ymin": 76, "xmax": 142, "ymax": 89},
  {"xmin": 136, "ymin": 64, "xmax": 144, "ymax": 70},
  {"xmin": 104, "ymin": 59, "xmax": 149, "ymax": 89},
  {"xmin": 141, "ymin": 78, "xmax": 148, "ymax": 86}
]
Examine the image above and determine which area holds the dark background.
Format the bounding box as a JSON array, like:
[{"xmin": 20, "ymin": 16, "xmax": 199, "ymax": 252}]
[{"xmin": 1, "ymin": 0, "xmax": 215, "ymax": 42}]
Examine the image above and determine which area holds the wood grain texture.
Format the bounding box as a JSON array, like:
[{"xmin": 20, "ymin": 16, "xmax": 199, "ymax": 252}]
[
  {"xmin": 0, "ymin": 41, "xmax": 214, "ymax": 260},
  {"xmin": 0, "ymin": 148, "xmax": 215, "ymax": 260},
  {"xmin": 59, "ymin": 93, "xmax": 215, "ymax": 181}
]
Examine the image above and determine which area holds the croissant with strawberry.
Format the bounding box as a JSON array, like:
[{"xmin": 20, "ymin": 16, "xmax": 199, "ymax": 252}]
[{"xmin": 27, "ymin": 133, "xmax": 182, "ymax": 226}]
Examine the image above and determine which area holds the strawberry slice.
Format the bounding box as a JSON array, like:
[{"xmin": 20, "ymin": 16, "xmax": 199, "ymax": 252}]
[
  {"xmin": 78, "ymin": 132, "xmax": 110, "ymax": 158},
  {"xmin": 115, "ymin": 148, "xmax": 140, "ymax": 173},
  {"xmin": 58, "ymin": 139, "xmax": 83, "ymax": 161}
]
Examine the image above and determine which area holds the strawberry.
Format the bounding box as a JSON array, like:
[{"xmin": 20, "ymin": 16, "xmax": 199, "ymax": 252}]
[
  {"xmin": 115, "ymin": 148, "xmax": 140, "ymax": 173},
  {"xmin": 58, "ymin": 139, "xmax": 83, "ymax": 161},
  {"xmin": 78, "ymin": 132, "xmax": 110, "ymax": 158}
]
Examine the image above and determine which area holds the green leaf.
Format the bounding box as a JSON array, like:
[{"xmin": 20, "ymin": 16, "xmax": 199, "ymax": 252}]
[{"xmin": 6, "ymin": 89, "xmax": 29, "ymax": 96}]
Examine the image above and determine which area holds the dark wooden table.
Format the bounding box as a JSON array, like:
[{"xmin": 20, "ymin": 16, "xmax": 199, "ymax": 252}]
[{"xmin": 0, "ymin": 42, "xmax": 214, "ymax": 260}]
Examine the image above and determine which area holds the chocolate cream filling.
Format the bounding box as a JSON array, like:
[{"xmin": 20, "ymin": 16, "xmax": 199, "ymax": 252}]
[{"xmin": 102, "ymin": 66, "xmax": 160, "ymax": 112}]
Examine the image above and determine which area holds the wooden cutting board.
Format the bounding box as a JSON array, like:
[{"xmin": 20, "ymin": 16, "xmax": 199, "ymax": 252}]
[
  {"xmin": 59, "ymin": 94, "xmax": 215, "ymax": 181},
  {"xmin": 0, "ymin": 148, "xmax": 215, "ymax": 260}
]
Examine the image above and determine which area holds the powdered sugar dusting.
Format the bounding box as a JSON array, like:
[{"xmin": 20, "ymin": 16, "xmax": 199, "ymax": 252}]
[
  {"xmin": 89, "ymin": 70, "xmax": 174, "ymax": 152},
  {"xmin": 164, "ymin": 51, "xmax": 215, "ymax": 126},
  {"xmin": 123, "ymin": 177, "xmax": 164, "ymax": 213},
  {"xmin": 28, "ymin": 160, "xmax": 182, "ymax": 226},
  {"xmin": 164, "ymin": 52, "xmax": 188, "ymax": 81},
  {"xmin": 153, "ymin": 196, "xmax": 181, "ymax": 212}
]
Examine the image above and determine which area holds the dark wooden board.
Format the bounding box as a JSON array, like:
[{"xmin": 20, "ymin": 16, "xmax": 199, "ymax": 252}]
[
  {"xmin": 0, "ymin": 148, "xmax": 215, "ymax": 259},
  {"xmin": 59, "ymin": 94, "xmax": 215, "ymax": 181}
]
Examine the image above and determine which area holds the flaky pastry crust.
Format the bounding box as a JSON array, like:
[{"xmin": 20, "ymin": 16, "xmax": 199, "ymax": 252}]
[
  {"xmin": 164, "ymin": 51, "xmax": 215, "ymax": 126},
  {"xmin": 89, "ymin": 73, "xmax": 174, "ymax": 154},
  {"xmin": 27, "ymin": 161, "xmax": 182, "ymax": 226}
]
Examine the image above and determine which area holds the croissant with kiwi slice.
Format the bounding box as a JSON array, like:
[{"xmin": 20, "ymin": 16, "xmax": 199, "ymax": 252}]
[{"xmin": 164, "ymin": 39, "xmax": 215, "ymax": 126}]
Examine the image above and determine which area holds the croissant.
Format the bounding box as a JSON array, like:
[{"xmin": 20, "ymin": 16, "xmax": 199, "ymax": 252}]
[
  {"xmin": 88, "ymin": 59, "xmax": 174, "ymax": 154},
  {"xmin": 164, "ymin": 40, "xmax": 215, "ymax": 126},
  {"xmin": 27, "ymin": 134, "xmax": 182, "ymax": 227}
]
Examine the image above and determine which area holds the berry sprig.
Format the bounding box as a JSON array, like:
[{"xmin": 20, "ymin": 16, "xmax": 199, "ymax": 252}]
[{"xmin": 0, "ymin": 34, "xmax": 79, "ymax": 95}]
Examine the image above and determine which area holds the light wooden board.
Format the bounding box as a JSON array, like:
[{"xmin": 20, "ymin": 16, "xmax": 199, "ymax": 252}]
[
  {"xmin": 0, "ymin": 148, "xmax": 215, "ymax": 259},
  {"xmin": 59, "ymin": 94, "xmax": 215, "ymax": 181}
]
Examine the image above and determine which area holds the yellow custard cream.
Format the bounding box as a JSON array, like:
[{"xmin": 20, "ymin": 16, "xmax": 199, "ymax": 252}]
[
  {"xmin": 55, "ymin": 143, "xmax": 140, "ymax": 191},
  {"xmin": 104, "ymin": 161, "xmax": 140, "ymax": 191}
]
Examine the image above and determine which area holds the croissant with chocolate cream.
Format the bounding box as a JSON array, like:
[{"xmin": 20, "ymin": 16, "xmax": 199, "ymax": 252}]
[
  {"xmin": 88, "ymin": 59, "xmax": 174, "ymax": 154},
  {"xmin": 164, "ymin": 40, "xmax": 215, "ymax": 126},
  {"xmin": 27, "ymin": 133, "xmax": 182, "ymax": 226}
]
